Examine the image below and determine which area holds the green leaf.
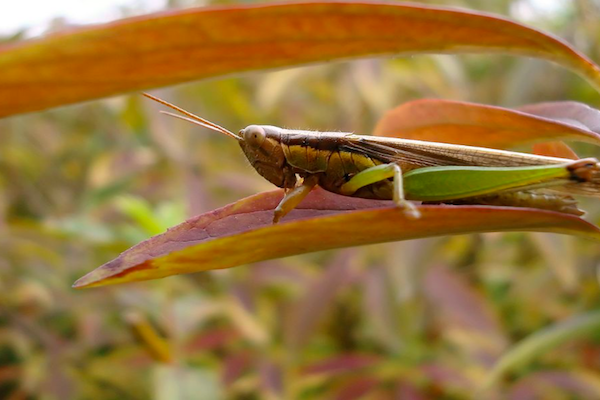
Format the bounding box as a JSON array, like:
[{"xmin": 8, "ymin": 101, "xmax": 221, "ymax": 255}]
[{"xmin": 480, "ymin": 310, "xmax": 600, "ymax": 391}]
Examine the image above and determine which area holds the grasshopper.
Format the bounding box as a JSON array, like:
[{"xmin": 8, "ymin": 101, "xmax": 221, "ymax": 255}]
[{"xmin": 143, "ymin": 93, "xmax": 600, "ymax": 223}]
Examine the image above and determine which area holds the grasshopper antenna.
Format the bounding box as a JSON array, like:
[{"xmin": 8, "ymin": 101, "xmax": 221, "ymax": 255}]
[{"xmin": 142, "ymin": 93, "xmax": 241, "ymax": 141}]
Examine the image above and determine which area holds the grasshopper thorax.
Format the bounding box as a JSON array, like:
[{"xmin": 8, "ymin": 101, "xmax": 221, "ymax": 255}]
[{"xmin": 238, "ymin": 125, "xmax": 297, "ymax": 189}]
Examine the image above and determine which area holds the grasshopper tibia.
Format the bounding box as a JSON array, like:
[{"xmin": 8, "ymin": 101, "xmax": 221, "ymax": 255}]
[{"xmin": 340, "ymin": 163, "xmax": 421, "ymax": 219}]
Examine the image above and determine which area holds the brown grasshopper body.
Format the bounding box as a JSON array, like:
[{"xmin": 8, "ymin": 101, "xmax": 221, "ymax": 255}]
[
  {"xmin": 240, "ymin": 126, "xmax": 392, "ymax": 200},
  {"xmin": 144, "ymin": 94, "xmax": 600, "ymax": 222}
]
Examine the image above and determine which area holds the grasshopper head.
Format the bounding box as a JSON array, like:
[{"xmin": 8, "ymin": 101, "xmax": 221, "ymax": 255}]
[
  {"xmin": 239, "ymin": 125, "xmax": 296, "ymax": 189},
  {"xmin": 141, "ymin": 94, "xmax": 297, "ymax": 189}
]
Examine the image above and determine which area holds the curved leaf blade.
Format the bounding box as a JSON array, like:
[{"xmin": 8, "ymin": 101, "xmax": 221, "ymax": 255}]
[
  {"xmin": 373, "ymin": 99, "xmax": 600, "ymax": 148},
  {"xmin": 519, "ymin": 101, "xmax": 600, "ymax": 132},
  {"xmin": 73, "ymin": 188, "xmax": 600, "ymax": 289},
  {"xmin": 480, "ymin": 310, "xmax": 600, "ymax": 392},
  {"xmin": 2, "ymin": 2, "xmax": 600, "ymax": 117},
  {"xmin": 533, "ymin": 141, "xmax": 579, "ymax": 159}
]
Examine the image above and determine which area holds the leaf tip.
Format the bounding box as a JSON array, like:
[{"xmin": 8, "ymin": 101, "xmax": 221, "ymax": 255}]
[
  {"xmin": 73, "ymin": 257, "xmax": 129, "ymax": 289},
  {"xmin": 73, "ymin": 258, "xmax": 160, "ymax": 289},
  {"xmin": 72, "ymin": 270, "xmax": 106, "ymax": 289}
]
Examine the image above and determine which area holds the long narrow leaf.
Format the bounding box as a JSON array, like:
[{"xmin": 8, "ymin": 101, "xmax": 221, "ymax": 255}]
[
  {"xmin": 1, "ymin": 2, "xmax": 600, "ymax": 117},
  {"xmin": 73, "ymin": 188, "xmax": 600, "ymax": 288},
  {"xmin": 373, "ymin": 99, "xmax": 600, "ymax": 148},
  {"xmin": 481, "ymin": 310, "xmax": 600, "ymax": 391}
]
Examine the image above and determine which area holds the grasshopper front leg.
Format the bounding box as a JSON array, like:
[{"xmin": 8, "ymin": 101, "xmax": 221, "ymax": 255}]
[
  {"xmin": 340, "ymin": 163, "xmax": 421, "ymax": 219},
  {"xmin": 273, "ymin": 175, "xmax": 319, "ymax": 224}
]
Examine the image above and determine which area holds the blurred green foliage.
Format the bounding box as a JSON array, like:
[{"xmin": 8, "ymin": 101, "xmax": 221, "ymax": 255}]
[{"xmin": 1, "ymin": 0, "xmax": 600, "ymax": 399}]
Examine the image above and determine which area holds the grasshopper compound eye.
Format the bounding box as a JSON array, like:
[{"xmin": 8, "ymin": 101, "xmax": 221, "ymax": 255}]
[{"xmin": 242, "ymin": 125, "xmax": 267, "ymax": 147}]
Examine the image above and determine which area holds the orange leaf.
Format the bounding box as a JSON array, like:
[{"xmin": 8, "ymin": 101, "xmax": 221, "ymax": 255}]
[
  {"xmin": 73, "ymin": 188, "xmax": 600, "ymax": 289},
  {"xmin": 373, "ymin": 99, "xmax": 600, "ymax": 148},
  {"xmin": 532, "ymin": 141, "xmax": 579, "ymax": 159},
  {"xmin": 1, "ymin": 2, "xmax": 600, "ymax": 117}
]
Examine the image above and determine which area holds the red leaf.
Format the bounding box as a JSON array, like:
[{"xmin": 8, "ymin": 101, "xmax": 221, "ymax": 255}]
[
  {"xmin": 425, "ymin": 265, "xmax": 504, "ymax": 336},
  {"xmin": 73, "ymin": 188, "xmax": 600, "ymax": 288},
  {"xmin": 333, "ymin": 376, "xmax": 379, "ymax": 400},
  {"xmin": 285, "ymin": 250, "xmax": 360, "ymax": 349}
]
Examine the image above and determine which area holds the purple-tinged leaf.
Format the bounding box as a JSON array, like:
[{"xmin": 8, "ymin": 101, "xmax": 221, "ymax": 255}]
[
  {"xmin": 74, "ymin": 188, "xmax": 600, "ymax": 288},
  {"xmin": 374, "ymin": 99, "xmax": 600, "ymax": 148}
]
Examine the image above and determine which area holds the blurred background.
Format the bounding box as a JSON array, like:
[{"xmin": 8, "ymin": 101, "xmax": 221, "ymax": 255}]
[{"xmin": 1, "ymin": 0, "xmax": 600, "ymax": 399}]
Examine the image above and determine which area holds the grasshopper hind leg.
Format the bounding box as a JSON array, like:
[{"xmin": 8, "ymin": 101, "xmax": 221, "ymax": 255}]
[
  {"xmin": 339, "ymin": 163, "xmax": 421, "ymax": 219},
  {"xmin": 432, "ymin": 191, "xmax": 584, "ymax": 216}
]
